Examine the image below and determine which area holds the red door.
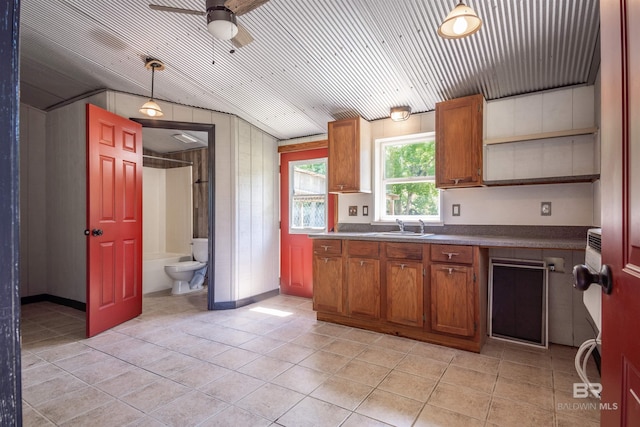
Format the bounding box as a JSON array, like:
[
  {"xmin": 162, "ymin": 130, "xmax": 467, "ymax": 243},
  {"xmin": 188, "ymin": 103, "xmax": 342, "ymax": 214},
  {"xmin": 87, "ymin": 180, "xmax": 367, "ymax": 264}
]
[
  {"xmin": 600, "ymin": 1, "xmax": 640, "ymax": 424},
  {"xmin": 280, "ymin": 149, "xmax": 335, "ymax": 298},
  {"xmin": 86, "ymin": 104, "xmax": 143, "ymax": 337}
]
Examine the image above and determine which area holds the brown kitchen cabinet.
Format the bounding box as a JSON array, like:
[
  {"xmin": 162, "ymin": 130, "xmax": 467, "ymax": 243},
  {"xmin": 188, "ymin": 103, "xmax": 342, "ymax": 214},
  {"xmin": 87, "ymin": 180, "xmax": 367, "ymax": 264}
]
[
  {"xmin": 346, "ymin": 241, "xmax": 380, "ymax": 319},
  {"xmin": 435, "ymin": 94, "xmax": 484, "ymax": 188},
  {"xmin": 384, "ymin": 243, "xmax": 424, "ymax": 328},
  {"xmin": 312, "ymin": 240, "xmax": 344, "ymax": 313},
  {"xmin": 328, "ymin": 117, "xmax": 371, "ymax": 193}
]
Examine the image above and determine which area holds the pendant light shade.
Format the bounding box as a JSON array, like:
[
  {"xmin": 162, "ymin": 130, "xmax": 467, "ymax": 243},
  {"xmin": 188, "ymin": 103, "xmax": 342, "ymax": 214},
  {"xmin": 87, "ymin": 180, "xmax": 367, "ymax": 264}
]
[
  {"xmin": 140, "ymin": 58, "xmax": 165, "ymax": 118},
  {"xmin": 438, "ymin": 2, "xmax": 482, "ymax": 39},
  {"xmin": 207, "ymin": 8, "xmax": 238, "ymax": 40}
]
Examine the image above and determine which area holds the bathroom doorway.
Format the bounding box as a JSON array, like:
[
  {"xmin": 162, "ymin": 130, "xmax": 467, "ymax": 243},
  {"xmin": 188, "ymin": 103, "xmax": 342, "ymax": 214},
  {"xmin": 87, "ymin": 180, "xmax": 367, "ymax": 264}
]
[{"xmin": 132, "ymin": 119, "xmax": 215, "ymax": 309}]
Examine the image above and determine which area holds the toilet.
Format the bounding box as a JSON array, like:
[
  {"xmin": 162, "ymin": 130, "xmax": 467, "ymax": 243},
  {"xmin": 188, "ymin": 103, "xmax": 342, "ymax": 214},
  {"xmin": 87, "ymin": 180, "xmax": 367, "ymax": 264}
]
[{"xmin": 164, "ymin": 238, "xmax": 208, "ymax": 295}]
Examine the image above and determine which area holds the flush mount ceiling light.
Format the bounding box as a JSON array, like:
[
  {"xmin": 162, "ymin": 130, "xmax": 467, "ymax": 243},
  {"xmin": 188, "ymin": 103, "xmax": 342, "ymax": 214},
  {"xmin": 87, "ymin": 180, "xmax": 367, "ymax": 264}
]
[
  {"xmin": 207, "ymin": 5, "xmax": 238, "ymax": 40},
  {"xmin": 438, "ymin": 1, "xmax": 482, "ymax": 39},
  {"xmin": 139, "ymin": 58, "xmax": 165, "ymax": 118},
  {"xmin": 172, "ymin": 133, "xmax": 200, "ymax": 144},
  {"xmin": 390, "ymin": 106, "xmax": 412, "ymax": 122}
]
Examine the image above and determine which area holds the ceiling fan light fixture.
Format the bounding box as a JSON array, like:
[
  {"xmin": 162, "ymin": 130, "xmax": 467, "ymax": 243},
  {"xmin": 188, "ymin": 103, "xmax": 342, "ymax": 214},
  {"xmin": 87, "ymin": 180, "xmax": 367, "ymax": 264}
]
[
  {"xmin": 140, "ymin": 58, "xmax": 165, "ymax": 118},
  {"xmin": 390, "ymin": 106, "xmax": 412, "ymax": 122},
  {"xmin": 207, "ymin": 8, "xmax": 238, "ymax": 40},
  {"xmin": 438, "ymin": 1, "xmax": 482, "ymax": 39}
]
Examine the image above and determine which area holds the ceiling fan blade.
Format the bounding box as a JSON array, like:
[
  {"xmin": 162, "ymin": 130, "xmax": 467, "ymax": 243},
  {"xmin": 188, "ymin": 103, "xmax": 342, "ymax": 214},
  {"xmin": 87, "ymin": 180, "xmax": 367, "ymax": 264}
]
[
  {"xmin": 224, "ymin": 0, "xmax": 269, "ymax": 16},
  {"xmin": 231, "ymin": 23, "xmax": 254, "ymax": 48},
  {"xmin": 149, "ymin": 4, "xmax": 206, "ymax": 16}
]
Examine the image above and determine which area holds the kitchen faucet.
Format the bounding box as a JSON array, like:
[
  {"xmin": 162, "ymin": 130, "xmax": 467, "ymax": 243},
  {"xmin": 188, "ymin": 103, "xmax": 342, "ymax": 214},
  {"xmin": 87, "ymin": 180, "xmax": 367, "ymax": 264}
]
[
  {"xmin": 418, "ymin": 219, "xmax": 426, "ymax": 234},
  {"xmin": 396, "ymin": 218, "xmax": 404, "ymax": 232}
]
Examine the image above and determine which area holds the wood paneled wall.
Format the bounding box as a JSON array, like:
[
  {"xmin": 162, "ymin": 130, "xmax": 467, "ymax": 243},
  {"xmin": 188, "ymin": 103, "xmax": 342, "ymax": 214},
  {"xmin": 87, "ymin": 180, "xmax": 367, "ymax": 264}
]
[{"xmin": 144, "ymin": 148, "xmax": 209, "ymax": 238}]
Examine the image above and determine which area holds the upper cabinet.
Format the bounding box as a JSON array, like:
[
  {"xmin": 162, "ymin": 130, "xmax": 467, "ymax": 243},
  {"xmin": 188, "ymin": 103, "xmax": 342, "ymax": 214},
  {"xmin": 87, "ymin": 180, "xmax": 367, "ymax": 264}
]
[
  {"xmin": 435, "ymin": 94, "xmax": 485, "ymax": 189},
  {"xmin": 328, "ymin": 117, "xmax": 371, "ymax": 193}
]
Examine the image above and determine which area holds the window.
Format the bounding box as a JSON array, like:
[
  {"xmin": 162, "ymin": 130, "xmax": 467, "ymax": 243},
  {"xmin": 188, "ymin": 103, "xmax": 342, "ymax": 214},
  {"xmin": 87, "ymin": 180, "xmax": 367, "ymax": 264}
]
[
  {"xmin": 289, "ymin": 158, "xmax": 328, "ymax": 233},
  {"xmin": 375, "ymin": 132, "xmax": 441, "ymax": 222}
]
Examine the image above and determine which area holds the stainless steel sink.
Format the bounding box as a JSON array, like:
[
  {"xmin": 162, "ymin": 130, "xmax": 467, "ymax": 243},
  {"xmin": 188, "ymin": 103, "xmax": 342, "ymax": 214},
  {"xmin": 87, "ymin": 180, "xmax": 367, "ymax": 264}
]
[{"xmin": 374, "ymin": 231, "xmax": 434, "ymax": 238}]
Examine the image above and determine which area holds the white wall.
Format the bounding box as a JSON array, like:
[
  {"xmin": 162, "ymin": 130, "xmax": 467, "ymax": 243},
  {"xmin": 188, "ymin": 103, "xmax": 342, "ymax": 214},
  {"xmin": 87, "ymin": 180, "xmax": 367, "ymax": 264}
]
[
  {"xmin": 143, "ymin": 167, "xmax": 167, "ymax": 254},
  {"xmin": 165, "ymin": 166, "xmax": 193, "ymax": 254},
  {"xmin": 328, "ymin": 86, "xmax": 600, "ymax": 227},
  {"xmin": 19, "ymin": 104, "xmax": 47, "ymax": 297}
]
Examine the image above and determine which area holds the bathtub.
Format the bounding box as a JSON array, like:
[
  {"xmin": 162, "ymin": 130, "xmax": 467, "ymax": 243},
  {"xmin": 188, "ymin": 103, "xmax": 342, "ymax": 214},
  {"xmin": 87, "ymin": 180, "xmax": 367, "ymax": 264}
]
[{"xmin": 143, "ymin": 252, "xmax": 191, "ymax": 294}]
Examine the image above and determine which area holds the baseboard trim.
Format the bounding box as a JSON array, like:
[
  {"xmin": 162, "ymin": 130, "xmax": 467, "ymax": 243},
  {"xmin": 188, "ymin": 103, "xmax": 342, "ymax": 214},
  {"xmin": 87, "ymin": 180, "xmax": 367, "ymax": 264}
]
[
  {"xmin": 212, "ymin": 288, "xmax": 280, "ymax": 310},
  {"xmin": 21, "ymin": 294, "xmax": 86, "ymax": 312}
]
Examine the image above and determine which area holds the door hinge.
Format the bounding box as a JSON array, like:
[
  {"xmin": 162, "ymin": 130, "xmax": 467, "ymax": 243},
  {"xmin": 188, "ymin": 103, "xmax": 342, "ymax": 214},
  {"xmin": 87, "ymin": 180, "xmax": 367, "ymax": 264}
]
[
  {"xmin": 423, "ymin": 313, "xmax": 426, "ymax": 321},
  {"xmin": 423, "ymin": 268, "xmax": 426, "ymax": 276},
  {"xmin": 477, "ymin": 168, "xmax": 481, "ymax": 176},
  {"xmin": 473, "ymin": 273, "xmax": 476, "ymax": 282}
]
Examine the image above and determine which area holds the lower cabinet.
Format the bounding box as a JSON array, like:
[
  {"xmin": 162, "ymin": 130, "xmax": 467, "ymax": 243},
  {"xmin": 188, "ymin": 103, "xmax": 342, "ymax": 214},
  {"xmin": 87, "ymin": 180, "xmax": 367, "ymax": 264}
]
[{"xmin": 312, "ymin": 238, "xmax": 487, "ymax": 352}]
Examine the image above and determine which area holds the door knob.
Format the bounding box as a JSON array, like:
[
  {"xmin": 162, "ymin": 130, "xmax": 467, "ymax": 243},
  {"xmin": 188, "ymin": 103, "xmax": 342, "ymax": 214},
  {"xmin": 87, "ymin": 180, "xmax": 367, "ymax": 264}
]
[
  {"xmin": 91, "ymin": 228, "xmax": 103, "ymax": 237},
  {"xmin": 573, "ymin": 264, "xmax": 613, "ymax": 295}
]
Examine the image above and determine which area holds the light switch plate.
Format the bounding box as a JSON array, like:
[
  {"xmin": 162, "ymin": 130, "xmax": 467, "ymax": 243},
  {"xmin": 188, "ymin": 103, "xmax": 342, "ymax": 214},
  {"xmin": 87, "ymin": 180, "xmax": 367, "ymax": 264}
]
[
  {"xmin": 541, "ymin": 202, "xmax": 552, "ymax": 216},
  {"xmin": 362, "ymin": 205, "xmax": 369, "ymax": 216},
  {"xmin": 348, "ymin": 206, "xmax": 358, "ymax": 216},
  {"xmin": 452, "ymin": 204, "xmax": 461, "ymax": 216}
]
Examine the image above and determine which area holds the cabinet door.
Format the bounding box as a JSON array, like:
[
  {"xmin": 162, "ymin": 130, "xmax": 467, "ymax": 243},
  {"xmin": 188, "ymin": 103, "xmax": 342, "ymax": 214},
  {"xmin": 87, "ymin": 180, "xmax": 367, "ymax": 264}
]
[
  {"xmin": 386, "ymin": 260, "xmax": 424, "ymax": 327},
  {"xmin": 328, "ymin": 118, "xmax": 359, "ymax": 192},
  {"xmin": 347, "ymin": 257, "xmax": 380, "ymax": 318},
  {"xmin": 430, "ymin": 264, "xmax": 475, "ymax": 336},
  {"xmin": 313, "ymin": 255, "xmax": 344, "ymax": 313},
  {"xmin": 436, "ymin": 94, "xmax": 483, "ymax": 188}
]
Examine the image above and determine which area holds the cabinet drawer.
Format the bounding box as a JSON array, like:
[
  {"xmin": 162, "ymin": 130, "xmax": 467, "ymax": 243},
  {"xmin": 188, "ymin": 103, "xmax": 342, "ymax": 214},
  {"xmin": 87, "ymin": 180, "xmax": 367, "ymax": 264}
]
[
  {"xmin": 431, "ymin": 244, "xmax": 473, "ymax": 264},
  {"xmin": 313, "ymin": 240, "xmax": 342, "ymax": 255},
  {"xmin": 347, "ymin": 240, "xmax": 379, "ymax": 258},
  {"xmin": 385, "ymin": 242, "xmax": 423, "ymax": 260}
]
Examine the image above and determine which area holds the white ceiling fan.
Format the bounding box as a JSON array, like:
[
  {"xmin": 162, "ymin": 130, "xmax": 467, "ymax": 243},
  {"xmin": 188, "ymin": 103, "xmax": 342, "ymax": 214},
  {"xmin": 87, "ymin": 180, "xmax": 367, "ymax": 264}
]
[{"xmin": 149, "ymin": 0, "xmax": 269, "ymax": 48}]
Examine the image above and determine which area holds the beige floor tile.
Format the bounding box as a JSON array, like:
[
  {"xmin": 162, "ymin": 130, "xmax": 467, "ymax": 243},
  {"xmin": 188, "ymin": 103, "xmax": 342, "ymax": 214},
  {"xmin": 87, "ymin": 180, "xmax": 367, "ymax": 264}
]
[
  {"xmin": 502, "ymin": 347, "xmax": 553, "ymax": 369},
  {"xmin": 440, "ymin": 364, "xmax": 497, "ymax": 394},
  {"xmin": 341, "ymin": 328, "xmax": 382, "ymax": 344},
  {"xmin": 493, "ymin": 376, "xmax": 555, "ymax": 410},
  {"xmin": 94, "ymin": 367, "xmax": 162, "ymax": 397},
  {"xmin": 336, "ymin": 359, "xmax": 391, "ymax": 387},
  {"xmin": 341, "ymin": 412, "xmax": 393, "ymax": 426},
  {"xmin": 394, "ymin": 354, "xmax": 448, "ymax": 379},
  {"xmin": 170, "ymin": 362, "xmax": 231, "ymax": 388},
  {"xmin": 266, "ymin": 342, "xmax": 316, "ymax": 363},
  {"xmin": 414, "ymin": 403, "xmax": 485, "ymax": 427},
  {"xmin": 143, "ymin": 351, "xmax": 201, "ymax": 378},
  {"xmin": 35, "ymin": 386, "xmax": 114, "ymax": 425},
  {"xmin": 278, "ymin": 396, "xmax": 351, "ymax": 427},
  {"xmin": 356, "ymin": 389, "xmax": 423, "ymax": 427},
  {"xmin": 550, "ymin": 344, "xmax": 579, "ymax": 360},
  {"xmin": 299, "ymin": 350, "xmax": 351, "ymax": 374},
  {"xmin": 311, "ymin": 377, "xmax": 373, "ymax": 411},
  {"xmin": 52, "ymin": 349, "xmax": 113, "ymax": 372},
  {"xmin": 291, "ymin": 332, "xmax": 336, "ymax": 349},
  {"xmin": 371, "ymin": 335, "xmax": 417, "ymax": 353},
  {"xmin": 199, "ymin": 405, "xmax": 271, "ymax": 427},
  {"xmin": 21, "ymin": 352, "xmax": 48, "ymax": 371},
  {"xmin": 264, "ymin": 324, "xmax": 306, "ymax": 341},
  {"xmin": 22, "ymin": 404, "xmax": 55, "ymax": 427},
  {"xmin": 199, "ymin": 371, "xmax": 264, "ymax": 403},
  {"xmin": 35, "ymin": 342, "xmax": 92, "ymax": 363},
  {"xmin": 21, "ymin": 363, "xmax": 66, "ymax": 388},
  {"xmin": 59, "ymin": 399, "xmax": 145, "ymax": 427},
  {"xmin": 238, "ymin": 336, "xmax": 285, "ymax": 354},
  {"xmin": 154, "ymin": 331, "xmax": 210, "ymax": 352},
  {"xmin": 487, "ymin": 396, "xmax": 554, "ymax": 427},
  {"xmin": 125, "ymin": 415, "xmax": 168, "ymax": 427},
  {"xmin": 236, "ymin": 383, "xmax": 305, "ymax": 421},
  {"xmin": 236, "ymin": 355, "xmax": 293, "ymax": 381},
  {"xmin": 554, "ymin": 390, "xmax": 600, "ymax": 423},
  {"xmin": 409, "ymin": 342, "xmax": 456, "ymax": 363},
  {"xmin": 121, "ymin": 378, "xmax": 190, "ymax": 413},
  {"xmin": 356, "ymin": 346, "xmax": 406, "ymax": 368},
  {"xmin": 451, "ymin": 351, "xmax": 501, "ymax": 374},
  {"xmin": 480, "ymin": 340, "xmax": 505, "ymax": 359},
  {"xmin": 553, "ymin": 369, "xmax": 587, "ymax": 395},
  {"xmin": 322, "ymin": 338, "xmax": 367, "ymax": 357},
  {"xmin": 150, "ymin": 390, "xmax": 228, "ymax": 427},
  {"xmin": 556, "ymin": 412, "xmax": 601, "ymax": 427},
  {"xmin": 22, "ymin": 373, "xmax": 88, "ymax": 406},
  {"xmin": 311, "ymin": 322, "xmax": 352, "ymax": 337},
  {"xmin": 179, "ymin": 340, "xmax": 232, "ymax": 362},
  {"xmin": 378, "ymin": 370, "xmax": 437, "ymax": 402},
  {"xmin": 70, "ymin": 356, "xmax": 133, "ymax": 384},
  {"xmin": 209, "ymin": 347, "xmax": 261, "ymax": 370},
  {"xmin": 499, "ymin": 360, "xmax": 554, "ymax": 388},
  {"xmin": 271, "ymin": 365, "xmax": 330, "ymax": 394},
  {"xmin": 427, "ymin": 382, "xmax": 491, "ymax": 420}
]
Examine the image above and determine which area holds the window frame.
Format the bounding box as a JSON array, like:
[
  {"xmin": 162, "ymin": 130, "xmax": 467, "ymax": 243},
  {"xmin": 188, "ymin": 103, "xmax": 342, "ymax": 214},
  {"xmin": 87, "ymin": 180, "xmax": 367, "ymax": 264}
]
[
  {"xmin": 373, "ymin": 132, "xmax": 442, "ymax": 224},
  {"xmin": 288, "ymin": 157, "xmax": 329, "ymax": 234}
]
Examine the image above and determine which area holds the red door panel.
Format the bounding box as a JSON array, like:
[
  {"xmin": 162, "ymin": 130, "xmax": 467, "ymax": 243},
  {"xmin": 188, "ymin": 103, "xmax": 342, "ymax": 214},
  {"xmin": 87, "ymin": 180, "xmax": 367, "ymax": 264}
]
[
  {"xmin": 280, "ymin": 148, "xmax": 334, "ymax": 298},
  {"xmin": 87, "ymin": 104, "xmax": 143, "ymax": 337},
  {"xmin": 600, "ymin": 1, "xmax": 640, "ymax": 424}
]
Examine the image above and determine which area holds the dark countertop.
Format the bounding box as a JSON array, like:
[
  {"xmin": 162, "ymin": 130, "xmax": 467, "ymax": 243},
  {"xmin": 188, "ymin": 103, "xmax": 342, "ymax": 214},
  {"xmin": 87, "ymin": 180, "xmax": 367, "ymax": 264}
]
[{"xmin": 309, "ymin": 231, "xmax": 585, "ymax": 250}]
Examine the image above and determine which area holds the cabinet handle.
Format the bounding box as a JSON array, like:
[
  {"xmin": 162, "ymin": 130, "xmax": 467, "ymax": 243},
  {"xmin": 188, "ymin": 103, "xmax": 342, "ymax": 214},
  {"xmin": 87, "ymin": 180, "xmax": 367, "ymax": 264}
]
[
  {"xmin": 323, "ymin": 258, "xmax": 329, "ymax": 263},
  {"xmin": 442, "ymin": 252, "xmax": 459, "ymax": 260},
  {"xmin": 338, "ymin": 184, "xmax": 345, "ymax": 190},
  {"xmin": 360, "ymin": 260, "xmax": 367, "ymax": 266},
  {"xmin": 400, "ymin": 263, "xmax": 406, "ymax": 270},
  {"xmin": 440, "ymin": 267, "xmax": 463, "ymax": 275},
  {"xmin": 321, "ymin": 245, "xmax": 332, "ymax": 252},
  {"xmin": 450, "ymin": 177, "xmax": 471, "ymax": 185}
]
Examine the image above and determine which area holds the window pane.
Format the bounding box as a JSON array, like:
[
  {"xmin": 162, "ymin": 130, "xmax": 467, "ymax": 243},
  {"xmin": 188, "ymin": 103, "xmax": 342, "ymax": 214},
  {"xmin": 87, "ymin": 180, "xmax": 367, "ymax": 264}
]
[
  {"xmin": 290, "ymin": 159, "xmax": 327, "ymax": 230},
  {"xmin": 384, "ymin": 141, "xmax": 435, "ymax": 179},
  {"xmin": 384, "ymin": 182, "xmax": 439, "ymax": 216}
]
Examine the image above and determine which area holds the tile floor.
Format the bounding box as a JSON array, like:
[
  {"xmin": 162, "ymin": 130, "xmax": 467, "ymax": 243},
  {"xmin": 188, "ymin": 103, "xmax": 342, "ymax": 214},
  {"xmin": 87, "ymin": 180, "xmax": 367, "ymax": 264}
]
[{"xmin": 20, "ymin": 291, "xmax": 601, "ymax": 426}]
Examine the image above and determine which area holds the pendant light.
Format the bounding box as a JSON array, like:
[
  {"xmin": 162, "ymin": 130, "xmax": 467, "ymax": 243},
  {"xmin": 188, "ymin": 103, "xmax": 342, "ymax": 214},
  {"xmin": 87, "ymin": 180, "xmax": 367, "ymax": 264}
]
[
  {"xmin": 139, "ymin": 58, "xmax": 165, "ymax": 118},
  {"xmin": 438, "ymin": 1, "xmax": 482, "ymax": 39}
]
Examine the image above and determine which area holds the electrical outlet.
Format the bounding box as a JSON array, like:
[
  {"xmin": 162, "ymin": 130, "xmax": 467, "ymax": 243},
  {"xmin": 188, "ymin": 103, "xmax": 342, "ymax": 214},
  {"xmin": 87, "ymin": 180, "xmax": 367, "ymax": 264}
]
[
  {"xmin": 543, "ymin": 257, "xmax": 565, "ymax": 273},
  {"xmin": 452, "ymin": 204, "xmax": 461, "ymax": 216},
  {"xmin": 541, "ymin": 202, "xmax": 552, "ymax": 216},
  {"xmin": 348, "ymin": 206, "xmax": 358, "ymax": 216}
]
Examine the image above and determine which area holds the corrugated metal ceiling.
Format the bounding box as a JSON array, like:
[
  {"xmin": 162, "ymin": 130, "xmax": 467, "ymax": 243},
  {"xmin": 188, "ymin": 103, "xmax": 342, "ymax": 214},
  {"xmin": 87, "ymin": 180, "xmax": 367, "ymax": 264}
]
[{"xmin": 19, "ymin": 0, "xmax": 600, "ymax": 140}]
